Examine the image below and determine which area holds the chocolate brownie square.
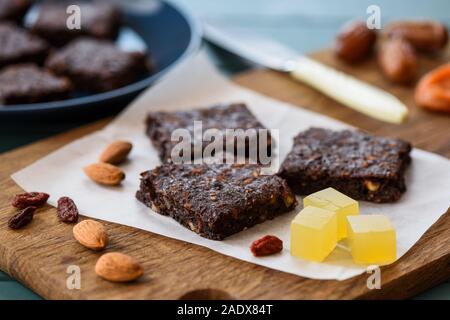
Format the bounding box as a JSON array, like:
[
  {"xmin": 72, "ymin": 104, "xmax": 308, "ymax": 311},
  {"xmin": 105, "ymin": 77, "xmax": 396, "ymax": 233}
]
[
  {"xmin": 136, "ymin": 163, "xmax": 297, "ymax": 240},
  {"xmin": 278, "ymin": 128, "xmax": 412, "ymax": 203},
  {"xmin": 45, "ymin": 37, "xmax": 151, "ymax": 92},
  {"xmin": 0, "ymin": 64, "xmax": 72, "ymax": 104},
  {"xmin": 0, "ymin": 0, "xmax": 31, "ymax": 23},
  {"xmin": 31, "ymin": 1, "xmax": 121, "ymax": 46},
  {"xmin": 0, "ymin": 22, "xmax": 48, "ymax": 67},
  {"xmin": 146, "ymin": 103, "xmax": 272, "ymax": 162}
]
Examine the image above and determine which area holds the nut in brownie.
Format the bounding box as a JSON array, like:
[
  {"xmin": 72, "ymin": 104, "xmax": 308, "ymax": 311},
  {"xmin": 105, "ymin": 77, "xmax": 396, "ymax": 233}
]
[
  {"xmin": 0, "ymin": 22, "xmax": 49, "ymax": 67},
  {"xmin": 136, "ymin": 163, "xmax": 297, "ymax": 240},
  {"xmin": 146, "ymin": 103, "xmax": 272, "ymax": 163},
  {"xmin": 31, "ymin": 1, "xmax": 121, "ymax": 46},
  {"xmin": 0, "ymin": 64, "xmax": 72, "ymax": 104},
  {"xmin": 278, "ymin": 127, "xmax": 412, "ymax": 203},
  {"xmin": 46, "ymin": 38, "xmax": 151, "ymax": 92}
]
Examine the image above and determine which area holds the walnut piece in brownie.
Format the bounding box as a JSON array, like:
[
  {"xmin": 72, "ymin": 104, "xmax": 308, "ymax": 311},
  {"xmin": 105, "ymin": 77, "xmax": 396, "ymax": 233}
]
[
  {"xmin": 0, "ymin": 64, "xmax": 72, "ymax": 105},
  {"xmin": 278, "ymin": 128, "xmax": 412, "ymax": 203},
  {"xmin": 136, "ymin": 163, "xmax": 297, "ymax": 240},
  {"xmin": 0, "ymin": 0, "xmax": 31, "ymax": 23},
  {"xmin": 31, "ymin": 1, "xmax": 121, "ymax": 46},
  {"xmin": 146, "ymin": 103, "xmax": 272, "ymax": 162},
  {"xmin": 46, "ymin": 38, "xmax": 151, "ymax": 92},
  {"xmin": 0, "ymin": 22, "xmax": 49, "ymax": 67}
]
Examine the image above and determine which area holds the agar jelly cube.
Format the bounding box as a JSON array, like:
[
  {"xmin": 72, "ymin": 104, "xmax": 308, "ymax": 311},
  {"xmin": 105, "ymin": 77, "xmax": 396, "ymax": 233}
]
[
  {"xmin": 347, "ymin": 215, "xmax": 396, "ymax": 265},
  {"xmin": 303, "ymin": 187, "xmax": 359, "ymax": 240},
  {"xmin": 290, "ymin": 206, "xmax": 337, "ymax": 262}
]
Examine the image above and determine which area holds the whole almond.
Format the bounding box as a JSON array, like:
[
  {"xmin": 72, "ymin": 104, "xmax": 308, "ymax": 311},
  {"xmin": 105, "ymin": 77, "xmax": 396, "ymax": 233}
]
[
  {"xmin": 73, "ymin": 219, "xmax": 108, "ymax": 250},
  {"xmin": 99, "ymin": 140, "xmax": 133, "ymax": 165},
  {"xmin": 95, "ymin": 252, "xmax": 143, "ymax": 282},
  {"xmin": 83, "ymin": 163, "xmax": 125, "ymax": 186}
]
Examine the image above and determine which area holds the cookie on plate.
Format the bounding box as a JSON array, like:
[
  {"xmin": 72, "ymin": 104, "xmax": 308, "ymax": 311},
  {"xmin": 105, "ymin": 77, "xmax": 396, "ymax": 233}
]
[
  {"xmin": 0, "ymin": 22, "xmax": 49, "ymax": 67},
  {"xmin": 30, "ymin": 1, "xmax": 121, "ymax": 45},
  {"xmin": 0, "ymin": 0, "xmax": 32, "ymax": 23},
  {"xmin": 0, "ymin": 64, "xmax": 72, "ymax": 104},
  {"xmin": 45, "ymin": 37, "xmax": 151, "ymax": 92}
]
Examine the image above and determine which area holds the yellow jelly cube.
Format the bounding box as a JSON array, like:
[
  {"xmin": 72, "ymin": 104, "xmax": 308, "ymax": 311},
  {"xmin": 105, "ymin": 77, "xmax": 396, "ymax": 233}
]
[
  {"xmin": 303, "ymin": 187, "xmax": 359, "ymax": 240},
  {"xmin": 290, "ymin": 206, "xmax": 338, "ymax": 262},
  {"xmin": 347, "ymin": 215, "xmax": 396, "ymax": 265}
]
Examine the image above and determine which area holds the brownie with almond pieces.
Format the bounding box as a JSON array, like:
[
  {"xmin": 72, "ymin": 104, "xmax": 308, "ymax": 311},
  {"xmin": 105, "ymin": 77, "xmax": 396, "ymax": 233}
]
[
  {"xmin": 136, "ymin": 163, "xmax": 297, "ymax": 240},
  {"xmin": 146, "ymin": 103, "xmax": 272, "ymax": 162},
  {"xmin": 278, "ymin": 127, "xmax": 412, "ymax": 203}
]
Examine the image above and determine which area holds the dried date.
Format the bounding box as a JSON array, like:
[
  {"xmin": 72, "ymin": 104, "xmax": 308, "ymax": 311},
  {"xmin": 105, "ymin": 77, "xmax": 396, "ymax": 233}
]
[
  {"xmin": 250, "ymin": 235, "xmax": 283, "ymax": 257},
  {"xmin": 378, "ymin": 36, "xmax": 418, "ymax": 84},
  {"xmin": 57, "ymin": 196, "xmax": 79, "ymax": 223},
  {"xmin": 8, "ymin": 206, "xmax": 36, "ymax": 229},
  {"xmin": 334, "ymin": 20, "xmax": 377, "ymax": 63},
  {"xmin": 11, "ymin": 192, "xmax": 49, "ymax": 209},
  {"xmin": 385, "ymin": 20, "xmax": 448, "ymax": 53}
]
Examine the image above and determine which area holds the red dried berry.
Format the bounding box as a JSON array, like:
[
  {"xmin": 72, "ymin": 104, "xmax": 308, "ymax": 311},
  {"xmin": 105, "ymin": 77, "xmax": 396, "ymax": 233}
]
[
  {"xmin": 8, "ymin": 206, "xmax": 36, "ymax": 229},
  {"xmin": 250, "ymin": 235, "xmax": 283, "ymax": 257},
  {"xmin": 57, "ymin": 196, "xmax": 79, "ymax": 223},
  {"xmin": 11, "ymin": 192, "xmax": 49, "ymax": 209}
]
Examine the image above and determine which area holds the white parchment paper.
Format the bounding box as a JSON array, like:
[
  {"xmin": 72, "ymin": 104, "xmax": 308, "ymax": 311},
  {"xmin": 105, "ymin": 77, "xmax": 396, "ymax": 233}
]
[{"xmin": 12, "ymin": 51, "xmax": 450, "ymax": 280}]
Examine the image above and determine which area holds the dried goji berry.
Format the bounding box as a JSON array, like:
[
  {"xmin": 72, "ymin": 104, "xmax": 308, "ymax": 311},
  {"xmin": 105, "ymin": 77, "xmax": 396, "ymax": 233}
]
[
  {"xmin": 11, "ymin": 192, "xmax": 49, "ymax": 209},
  {"xmin": 250, "ymin": 235, "xmax": 283, "ymax": 257},
  {"xmin": 8, "ymin": 206, "xmax": 36, "ymax": 229},
  {"xmin": 57, "ymin": 197, "xmax": 79, "ymax": 223}
]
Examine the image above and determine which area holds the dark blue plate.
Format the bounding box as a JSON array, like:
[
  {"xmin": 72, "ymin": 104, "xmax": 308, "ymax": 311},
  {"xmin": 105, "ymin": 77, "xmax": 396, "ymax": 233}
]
[{"xmin": 0, "ymin": 0, "xmax": 201, "ymax": 117}]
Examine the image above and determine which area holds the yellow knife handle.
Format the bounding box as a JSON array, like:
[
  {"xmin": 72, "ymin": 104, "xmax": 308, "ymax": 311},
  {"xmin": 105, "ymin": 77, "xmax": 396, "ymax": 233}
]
[{"xmin": 290, "ymin": 56, "xmax": 408, "ymax": 124}]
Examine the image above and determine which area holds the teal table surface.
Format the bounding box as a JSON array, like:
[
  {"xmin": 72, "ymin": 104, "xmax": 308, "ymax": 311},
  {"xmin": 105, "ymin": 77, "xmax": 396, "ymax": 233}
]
[{"xmin": 0, "ymin": 0, "xmax": 449, "ymax": 300}]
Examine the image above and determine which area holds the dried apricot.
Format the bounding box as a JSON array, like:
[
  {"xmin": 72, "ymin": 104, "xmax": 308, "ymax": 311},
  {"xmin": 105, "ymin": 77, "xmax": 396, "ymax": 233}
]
[{"xmin": 415, "ymin": 63, "xmax": 450, "ymax": 113}]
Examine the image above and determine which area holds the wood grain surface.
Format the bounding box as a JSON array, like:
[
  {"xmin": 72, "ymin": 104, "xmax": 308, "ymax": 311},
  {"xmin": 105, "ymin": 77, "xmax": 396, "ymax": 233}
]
[{"xmin": 0, "ymin": 49, "xmax": 449, "ymax": 299}]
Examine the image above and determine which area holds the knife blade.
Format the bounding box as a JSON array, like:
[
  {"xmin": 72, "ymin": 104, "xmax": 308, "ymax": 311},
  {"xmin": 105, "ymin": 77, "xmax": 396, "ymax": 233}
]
[{"xmin": 203, "ymin": 22, "xmax": 408, "ymax": 124}]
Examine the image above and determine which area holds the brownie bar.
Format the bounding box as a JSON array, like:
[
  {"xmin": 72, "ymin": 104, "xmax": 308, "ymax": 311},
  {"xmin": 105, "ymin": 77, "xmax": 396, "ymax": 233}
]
[
  {"xmin": 45, "ymin": 38, "xmax": 151, "ymax": 92},
  {"xmin": 278, "ymin": 128, "xmax": 412, "ymax": 203},
  {"xmin": 0, "ymin": 64, "xmax": 72, "ymax": 104},
  {"xmin": 0, "ymin": 22, "xmax": 49, "ymax": 67},
  {"xmin": 31, "ymin": 1, "xmax": 121, "ymax": 46},
  {"xmin": 0, "ymin": 0, "xmax": 31, "ymax": 23},
  {"xmin": 137, "ymin": 163, "xmax": 297, "ymax": 240},
  {"xmin": 146, "ymin": 103, "xmax": 272, "ymax": 162}
]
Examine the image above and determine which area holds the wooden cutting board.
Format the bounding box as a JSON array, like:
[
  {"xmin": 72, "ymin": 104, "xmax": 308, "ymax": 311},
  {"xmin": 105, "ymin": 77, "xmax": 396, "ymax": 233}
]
[{"xmin": 0, "ymin": 49, "xmax": 449, "ymax": 300}]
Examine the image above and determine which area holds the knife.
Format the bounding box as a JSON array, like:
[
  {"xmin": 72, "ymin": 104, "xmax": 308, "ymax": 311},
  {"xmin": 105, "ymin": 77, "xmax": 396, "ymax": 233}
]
[{"xmin": 203, "ymin": 23, "xmax": 408, "ymax": 124}]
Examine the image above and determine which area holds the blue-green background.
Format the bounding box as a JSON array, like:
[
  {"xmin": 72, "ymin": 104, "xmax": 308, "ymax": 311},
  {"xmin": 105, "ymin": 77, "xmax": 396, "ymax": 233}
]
[{"xmin": 0, "ymin": 0, "xmax": 448, "ymax": 299}]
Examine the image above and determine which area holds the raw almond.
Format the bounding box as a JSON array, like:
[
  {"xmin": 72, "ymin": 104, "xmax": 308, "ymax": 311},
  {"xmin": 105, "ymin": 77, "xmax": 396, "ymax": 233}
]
[
  {"xmin": 73, "ymin": 219, "xmax": 108, "ymax": 250},
  {"xmin": 95, "ymin": 252, "xmax": 143, "ymax": 282},
  {"xmin": 99, "ymin": 140, "xmax": 133, "ymax": 165},
  {"xmin": 83, "ymin": 163, "xmax": 125, "ymax": 186}
]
